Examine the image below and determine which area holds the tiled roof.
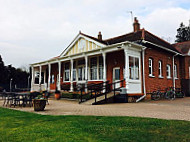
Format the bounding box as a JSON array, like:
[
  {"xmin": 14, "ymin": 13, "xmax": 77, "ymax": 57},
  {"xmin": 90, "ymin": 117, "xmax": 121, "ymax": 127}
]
[
  {"xmin": 173, "ymin": 41, "xmax": 190, "ymax": 55},
  {"xmin": 82, "ymin": 29, "xmax": 179, "ymax": 53}
]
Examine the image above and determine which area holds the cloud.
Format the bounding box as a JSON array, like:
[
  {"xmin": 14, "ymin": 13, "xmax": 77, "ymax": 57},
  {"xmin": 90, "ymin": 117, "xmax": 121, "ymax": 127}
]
[{"xmin": 0, "ymin": 0, "xmax": 190, "ymax": 67}]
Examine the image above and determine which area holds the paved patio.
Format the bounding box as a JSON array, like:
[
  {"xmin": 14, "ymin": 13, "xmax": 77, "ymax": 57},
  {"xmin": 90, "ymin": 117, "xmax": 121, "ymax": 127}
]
[{"xmin": 1, "ymin": 97, "xmax": 190, "ymax": 121}]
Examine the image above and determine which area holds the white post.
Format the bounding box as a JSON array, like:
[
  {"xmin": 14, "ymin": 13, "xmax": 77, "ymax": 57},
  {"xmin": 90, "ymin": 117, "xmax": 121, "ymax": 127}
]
[
  {"xmin": 85, "ymin": 55, "xmax": 88, "ymax": 92},
  {"xmin": 31, "ymin": 66, "xmax": 34, "ymax": 91},
  {"xmin": 39, "ymin": 65, "xmax": 42, "ymax": 91},
  {"xmin": 102, "ymin": 52, "xmax": 107, "ymax": 82},
  {"xmin": 70, "ymin": 59, "xmax": 74, "ymax": 92},
  {"xmin": 124, "ymin": 48, "xmax": 129, "ymax": 90},
  {"xmin": 58, "ymin": 61, "xmax": 61, "ymax": 90},
  {"xmin": 48, "ymin": 63, "xmax": 51, "ymax": 91}
]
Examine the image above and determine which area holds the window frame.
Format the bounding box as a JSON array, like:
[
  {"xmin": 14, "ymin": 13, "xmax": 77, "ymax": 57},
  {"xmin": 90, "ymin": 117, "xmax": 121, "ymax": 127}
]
[
  {"xmin": 174, "ymin": 64, "xmax": 178, "ymax": 79},
  {"xmin": 34, "ymin": 71, "xmax": 40, "ymax": 84},
  {"xmin": 64, "ymin": 62, "xmax": 70, "ymax": 82},
  {"xmin": 158, "ymin": 60, "xmax": 163, "ymax": 78},
  {"xmin": 89, "ymin": 56, "xmax": 104, "ymax": 81},
  {"xmin": 129, "ymin": 56, "xmax": 140, "ymax": 80},
  {"xmin": 166, "ymin": 64, "xmax": 171, "ymax": 79},
  {"xmin": 149, "ymin": 58, "xmax": 154, "ymax": 77}
]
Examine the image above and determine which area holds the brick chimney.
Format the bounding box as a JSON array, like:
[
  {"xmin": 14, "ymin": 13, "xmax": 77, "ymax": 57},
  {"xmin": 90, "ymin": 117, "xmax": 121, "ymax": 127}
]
[
  {"xmin": 133, "ymin": 17, "xmax": 140, "ymax": 32},
  {"xmin": 98, "ymin": 31, "xmax": 102, "ymax": 41}
]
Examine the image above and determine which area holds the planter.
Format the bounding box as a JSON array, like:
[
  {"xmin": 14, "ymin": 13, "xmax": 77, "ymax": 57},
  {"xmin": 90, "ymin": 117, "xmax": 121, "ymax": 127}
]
[
  {"xmin": 54, "ymin": 93, "xmax": 61, "ymax": 100},
  {"xmin": 33, "ymin": 99, "xmax": 46, "ymax": 111}
]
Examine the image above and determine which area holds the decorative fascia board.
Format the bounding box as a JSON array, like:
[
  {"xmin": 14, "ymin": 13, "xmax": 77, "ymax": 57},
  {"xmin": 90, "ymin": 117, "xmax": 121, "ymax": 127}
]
[{"xmin": 59, "ymin": 34, "xmax": 106, "ymax": 57}]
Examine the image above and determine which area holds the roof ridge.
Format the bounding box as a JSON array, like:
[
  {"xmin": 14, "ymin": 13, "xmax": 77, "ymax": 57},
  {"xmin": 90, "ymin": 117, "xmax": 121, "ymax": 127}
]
[{"xmin": 145, "ymin": 30, "xmax": 172, "ymax": 46}]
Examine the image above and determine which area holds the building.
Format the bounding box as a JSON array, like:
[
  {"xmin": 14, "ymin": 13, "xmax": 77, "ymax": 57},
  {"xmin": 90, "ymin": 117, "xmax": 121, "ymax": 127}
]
[{"xmin": 30, "ymin": 17, "xmax": 190, "ymax": 99}]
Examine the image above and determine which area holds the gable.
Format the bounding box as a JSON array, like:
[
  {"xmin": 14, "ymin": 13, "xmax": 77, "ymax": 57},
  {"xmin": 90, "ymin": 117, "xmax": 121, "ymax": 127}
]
[{"xmin": 60, "ymin": 34, "xmax": 106, "ymax": 57}]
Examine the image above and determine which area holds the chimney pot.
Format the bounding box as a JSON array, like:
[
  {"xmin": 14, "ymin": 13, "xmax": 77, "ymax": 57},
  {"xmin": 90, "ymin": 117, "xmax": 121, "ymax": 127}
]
[
  {"xmin": 98, "ymin": 31, "xmax": 102, "ymax": 41},
  {"xmin": 133, "ymin": 17, "xmax": 140, "ymax": 32}
]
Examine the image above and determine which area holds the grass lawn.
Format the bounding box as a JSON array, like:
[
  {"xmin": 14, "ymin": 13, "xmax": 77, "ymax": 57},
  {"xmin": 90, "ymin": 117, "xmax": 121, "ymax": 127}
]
[{"xmin": 0, "ymin": 107, "xmax": 190, "ymax": 142}]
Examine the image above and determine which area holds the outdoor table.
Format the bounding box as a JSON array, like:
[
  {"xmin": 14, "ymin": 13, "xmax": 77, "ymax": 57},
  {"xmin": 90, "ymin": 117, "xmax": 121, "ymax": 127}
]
[{"xmin": 15, "ymin": 92, "xmax": 32, "ymax": 107}]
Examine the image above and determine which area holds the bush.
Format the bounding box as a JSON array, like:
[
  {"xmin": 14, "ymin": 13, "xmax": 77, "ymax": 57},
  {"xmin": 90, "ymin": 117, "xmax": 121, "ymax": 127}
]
[{"xmin": 61, "ymin": 92, "xmax": 80, "ymax": 99}]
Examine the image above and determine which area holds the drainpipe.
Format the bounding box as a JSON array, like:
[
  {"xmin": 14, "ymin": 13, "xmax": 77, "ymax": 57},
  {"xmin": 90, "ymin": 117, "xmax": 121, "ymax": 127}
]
[
  {"xmin": 173, "ymin": 53, "xmax": 179, "ymax": 89},
  {"xmin": 136, "ymin": 46, "xmax": 147, "ymax": 102}
]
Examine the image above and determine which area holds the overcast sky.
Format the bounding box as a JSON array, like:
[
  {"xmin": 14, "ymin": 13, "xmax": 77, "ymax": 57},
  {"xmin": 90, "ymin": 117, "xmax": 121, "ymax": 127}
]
[{"xmin": 0, "ymin": 0, "xmax": 190, "ymax": 68}]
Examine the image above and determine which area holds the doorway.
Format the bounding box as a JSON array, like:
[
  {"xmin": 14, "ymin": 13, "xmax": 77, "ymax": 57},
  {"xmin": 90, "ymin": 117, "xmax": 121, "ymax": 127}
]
[{"xmin": 113, "ymin": 67, "xmax": 120, "ymax": 89}]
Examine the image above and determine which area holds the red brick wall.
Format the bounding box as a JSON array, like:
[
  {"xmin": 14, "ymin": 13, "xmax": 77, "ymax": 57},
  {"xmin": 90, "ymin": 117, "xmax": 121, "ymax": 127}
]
[
  {"xmin": 184, "ymin": 56, "xmax": 190, "ymax": 79},
  {"xmin": 106, "ymin": 50, "xmax": 125, "ymax": 85},
  {"xmin": 144, "ymin": 47, "xmax": 181, "ymax": 93},
  {"xmin": 50, "ymin": 63, "xmax": 58, "ymax": 90}
]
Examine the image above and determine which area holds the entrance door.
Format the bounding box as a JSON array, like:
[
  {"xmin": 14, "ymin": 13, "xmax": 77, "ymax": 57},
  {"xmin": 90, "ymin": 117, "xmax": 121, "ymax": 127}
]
[{"xmin": 113, "ymin": 67, "xmax": 120, "ymax": 89}]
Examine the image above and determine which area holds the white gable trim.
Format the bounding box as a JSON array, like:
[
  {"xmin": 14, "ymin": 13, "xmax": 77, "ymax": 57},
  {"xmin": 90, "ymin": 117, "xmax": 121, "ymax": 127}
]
[{"xmin": 60, "ymin": 33, "xmax": 106, "ymax": 57}]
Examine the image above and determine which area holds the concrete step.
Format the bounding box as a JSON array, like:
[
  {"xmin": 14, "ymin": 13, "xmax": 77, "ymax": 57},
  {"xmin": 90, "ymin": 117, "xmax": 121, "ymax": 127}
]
[{"xmin": 82, "ymin": 92, "xmax": 119, "ymax": 105}]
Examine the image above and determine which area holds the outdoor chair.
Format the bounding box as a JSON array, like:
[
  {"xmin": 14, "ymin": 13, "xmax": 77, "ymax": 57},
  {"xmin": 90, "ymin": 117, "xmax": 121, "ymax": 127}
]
[{"xmin": 3, "ymin": 93, "xmax": 14, "ymax": 107}]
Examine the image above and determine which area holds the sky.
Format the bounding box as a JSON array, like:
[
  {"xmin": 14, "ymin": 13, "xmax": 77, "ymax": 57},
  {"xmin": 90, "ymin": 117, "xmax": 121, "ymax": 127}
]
[{"xmin": 0, "ymin": 0, "xmax": 190, "ymax": 68}]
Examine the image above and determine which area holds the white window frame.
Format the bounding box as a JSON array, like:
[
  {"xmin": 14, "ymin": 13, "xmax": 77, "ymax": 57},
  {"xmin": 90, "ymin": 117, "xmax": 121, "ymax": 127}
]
[
  {"xmin": 158, "ymin": 60, "xmax": 163, "ymax": 78},
  {"xmin": 166, "ymin": 64, "xmax": 171, "ymax": 79},
  {"xmin": 174, "ymin": 64, "xmax": 178, "ymax": 79},
  {"xmin": 129, "ymin": 56, "xmax": 140, "ymax": 80},
  {"xmin": 149, "ymin": 58, "xmax": 154, "ymax": 77},
  {"xmin": 34, "ymin": 71, "xmax": 40, "ymax": 84},
  {"xmin": 51, "ymin": 74, "xmax": 54, "ymax": 84},
  {"xmin": 89, "ymin": 56, "xmax": 104, "ymax": 81},
  {"xmin": 64, "ymin": 62, "xmax": 70, "ymax": 82}
]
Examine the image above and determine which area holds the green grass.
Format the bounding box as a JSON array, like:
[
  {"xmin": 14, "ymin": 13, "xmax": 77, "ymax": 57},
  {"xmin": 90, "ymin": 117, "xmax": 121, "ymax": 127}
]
[{"xmin": 0, "ymin": 107, "xmax": 190, "ymax": 142}]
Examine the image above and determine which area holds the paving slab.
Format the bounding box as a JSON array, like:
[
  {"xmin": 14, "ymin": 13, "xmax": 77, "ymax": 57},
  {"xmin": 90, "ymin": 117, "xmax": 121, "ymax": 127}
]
[{"xmin": 1, "ymin": 97, "xmax": 190, "ymax": 121}]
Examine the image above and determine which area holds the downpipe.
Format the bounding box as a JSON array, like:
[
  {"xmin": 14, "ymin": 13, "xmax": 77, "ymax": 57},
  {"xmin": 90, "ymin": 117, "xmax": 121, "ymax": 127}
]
[{"xmin": 136, "ymin": 46, "xmax": 147, "ymax": 103}]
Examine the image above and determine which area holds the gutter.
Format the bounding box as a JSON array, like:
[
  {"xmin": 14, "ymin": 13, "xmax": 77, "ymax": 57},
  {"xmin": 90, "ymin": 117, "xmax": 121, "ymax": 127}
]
[
  {"xmin": 136, "ymin": 45, "xmax": 147, "ymax": 102},
  {"xmin": 142, "ymin": 40, "xmax": 181, "ymax": 55}
]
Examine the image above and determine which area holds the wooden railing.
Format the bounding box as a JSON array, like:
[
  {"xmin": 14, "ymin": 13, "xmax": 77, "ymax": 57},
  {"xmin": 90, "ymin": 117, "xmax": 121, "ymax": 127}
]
[{"xmin": 79, "ymin": 79, "xmax": 125, "ymax": 104}]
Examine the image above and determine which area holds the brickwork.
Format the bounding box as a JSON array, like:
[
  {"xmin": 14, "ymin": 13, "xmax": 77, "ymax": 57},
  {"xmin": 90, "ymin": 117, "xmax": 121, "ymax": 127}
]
[
  {"xmin": 106, "ymin": 50, "xmax": 125, "ymax": 85},
  {"xmin": 144, "ymin": 47, "xmax": 181, "ymax": 93},
  {"xmin": 50, "ymin": 63, "xmax": 58, "ymax": 90}
]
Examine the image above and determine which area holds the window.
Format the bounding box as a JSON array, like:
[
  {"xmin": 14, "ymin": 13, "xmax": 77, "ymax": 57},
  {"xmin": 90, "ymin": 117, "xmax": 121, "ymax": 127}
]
[
  {"xmin": 158, "ymin": 60, "xmax": 163, "ymax": 77},
  {"xmin": 64, "ymin": 62, "xmax": 70, "ymax": 81},
  {"xmin": 174, "ymin": 64, "xmax": 177, "ymax": 78},
  {"xmin": 51, "ymin": 75, "xmax": 54, "ymax": 84},
  {"xmin": 77, "ymin": 59, "xmax": 85, "ymax": 81},
  {"xmin": 99, "ymin": 56, "xmax": 103, "ymax": 80},
  {"xmin": 129, "ymin": 56, "xmax": 139, "ymax": 80},
  {"xmin": 34, "ymin": 71, "xmax": 39, "ymax": 84},
  {"xmin": 73, "ymin": 61, "xmax": 76, "ymax": 81},
  {"xmin": 90, "ymin": 57, "xmax": 97, "ymax": 80},
  {"xmin": 41, "ymin": 72, "xmax": 44, "ymax": 84},
  {"xmin": 166, "ymin": 64, "xmax": 171, "ymax": 78},
  {"xmin": 149, "ymin": 58, "xmax": 153, "ymax": 76}
]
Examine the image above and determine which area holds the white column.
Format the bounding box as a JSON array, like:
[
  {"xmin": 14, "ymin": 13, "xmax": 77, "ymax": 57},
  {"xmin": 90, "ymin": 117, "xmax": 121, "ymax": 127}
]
[
  {"xmin": 124, "ymin": 48, "xmax": 129, "ymax": 90},
  {"xmin": 70, "ymin": 59, "xmax": 74, "ymax": 92},
  {"xmin": 31, "ymin": 66, "xmax": 34, "ymax": 91},
  {"xmin": 85, "ymin": 56, "xmax": 88, "ymax": 81},
  {"xmin": 85, "ymin": 56, "xmax": 88, "ymax": 92},
  {"xmin": 102, "ymin": 52, "xmax": 107, "ymax": 82},
  {"xmin": 48, "ymin": 63, "xmax": 51, "ymax": 91},
  {"xmin": 39, "ymin": 65, "xmax": 42, "ymax": 91},
  {"xmin": 58, "ymin": 61, "xmax": 61, "ymax": 90}
]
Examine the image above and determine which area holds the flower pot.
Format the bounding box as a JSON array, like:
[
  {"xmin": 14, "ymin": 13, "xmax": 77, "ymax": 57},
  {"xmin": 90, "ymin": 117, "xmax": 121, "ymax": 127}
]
[
  {"xmin": 33, "ymin": 99, "xmax": 46, "ymax": 111},
  {"xmin": 55, "ymin": 93, "xmax": 61, "ymax": 100}
]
